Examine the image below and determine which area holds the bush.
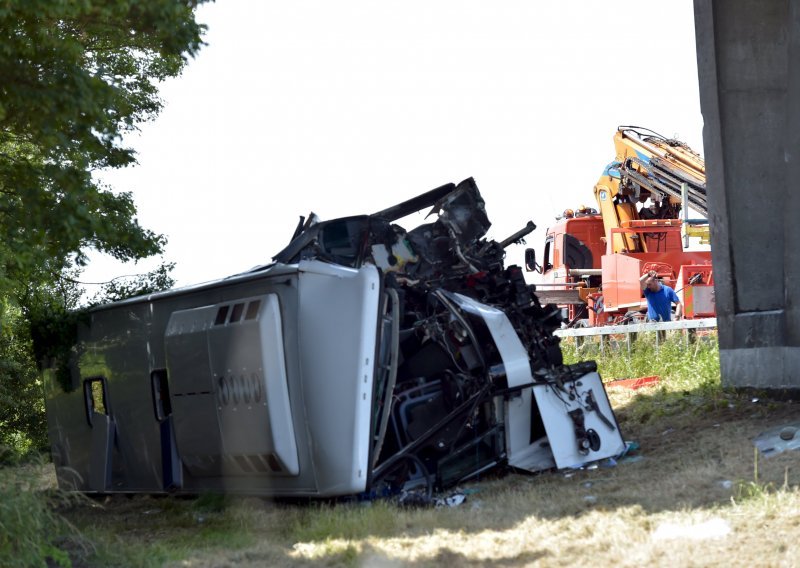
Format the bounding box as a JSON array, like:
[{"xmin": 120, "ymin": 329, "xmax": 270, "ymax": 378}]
[
  {"xmin": 0, "ymin": 464, "xmax": 81, "ymax": 567},
  {"xmin": 0, "ymin": 301, "xmax": 48, "ymax": 460}
]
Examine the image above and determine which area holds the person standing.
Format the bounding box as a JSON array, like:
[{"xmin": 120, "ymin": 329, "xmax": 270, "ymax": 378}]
[{"xmin": 639, "ymin": 270, "xmax": 683, "ymax": 322}]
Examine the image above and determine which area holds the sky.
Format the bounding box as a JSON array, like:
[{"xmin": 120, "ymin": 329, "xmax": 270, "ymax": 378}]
[{"xmin": 82, "ymin": 0, "xmax": 705, "ymax": 291}]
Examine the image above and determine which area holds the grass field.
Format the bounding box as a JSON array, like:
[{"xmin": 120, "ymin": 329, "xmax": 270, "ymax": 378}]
[{"xmin": 4, "ymin": 333, "xmax": 800, "ymax": 567}]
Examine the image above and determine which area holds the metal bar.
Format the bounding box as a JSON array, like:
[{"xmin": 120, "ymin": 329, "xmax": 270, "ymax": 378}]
[
  {"xmin": 371, "ymin": 182, "xmax": 456, "ymax": 222},
  {"xmin": 534, "ymin": 290, "xmax": 585, "ymax": 305},
  {"xmin": 611, "ymin": 225, "xmax": 681, "ymax": 235},
  {"xmin": 682, "ymin": 182, "xmax": 690, "ymax": 248},
  {"xmin": 371, "ymin": 385, "xmax": 490, "ymax": 481},
  {"xmin": 554, "ymin": 317, "xmax": 717, "ymax": 338},
  {"xmin": 623, "ymin": 161, "xmax": 699, "ymax": 202},
  {"xmin": 618, "ymin": 127, "xmax": 706, "ymax": 174},
  {"xmin": 498, "ymin": 221, "xmax": 536, "ymax": 249},
  {"xmin": 623, "ymin": 159, "xmax": 707, "ymax": 216},
  {"xmin": 649, "ymin": 157, "xmax": 706, "ymax": 189},
  {"xmin": 371, "ymin": 289, "xmax": 400, "ymax": 469},
  {"xmin": 568, "ymin": 269, "xmax": 602, "ymax": 276}
]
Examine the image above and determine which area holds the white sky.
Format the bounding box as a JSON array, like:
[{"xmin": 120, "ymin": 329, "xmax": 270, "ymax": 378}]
[{"xmin": 83, "ymin": 0, "xmax": 704, "ymax": 290}]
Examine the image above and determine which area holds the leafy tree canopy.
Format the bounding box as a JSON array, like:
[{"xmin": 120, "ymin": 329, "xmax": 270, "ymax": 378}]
[
  {"xmin": 0, "ymin": 0, "xmax": 209, "ymax": 297},
  {"xmin": 0, "ymin": 1, "xmax": 207, "ymax": 458}
]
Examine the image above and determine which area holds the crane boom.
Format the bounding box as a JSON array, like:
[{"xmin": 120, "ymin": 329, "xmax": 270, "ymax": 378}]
[
  {"xmin": 615, "ymin": 126, "xmax": 707, "ymax": 216},
  {"xmin": 594, "ymin": 126, "xmax": 707, "ymax": 254}
]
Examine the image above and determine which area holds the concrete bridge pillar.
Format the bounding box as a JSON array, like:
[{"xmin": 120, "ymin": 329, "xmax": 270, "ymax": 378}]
[{"xmin": 694, "ymin": 0, "xmax": 800, "ymax": 388}]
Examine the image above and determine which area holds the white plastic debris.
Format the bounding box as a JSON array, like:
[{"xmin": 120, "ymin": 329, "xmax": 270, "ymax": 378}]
[
  {"xmin": 434, "ymin": 492, "xmax": 466, "ymax": 508},
  {"xmin": 652, "ymin": 518, "xmax": 731, "ymax": 541}
]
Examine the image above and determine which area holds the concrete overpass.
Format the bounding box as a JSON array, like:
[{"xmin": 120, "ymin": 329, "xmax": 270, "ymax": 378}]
[{"xmin": 694, "ymin": 1, "xmax": 799, "ymax": 388}]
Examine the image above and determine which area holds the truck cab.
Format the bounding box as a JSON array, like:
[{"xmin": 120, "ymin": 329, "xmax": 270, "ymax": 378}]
[{"xmin": 537, "ymin": 208, "xmax": 605, "ymax": 324}]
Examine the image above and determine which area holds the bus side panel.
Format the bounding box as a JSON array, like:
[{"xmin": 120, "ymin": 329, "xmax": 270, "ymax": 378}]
[{"xmin": 44, "ymin": 263, "xmax": 382, "ymax": 497}]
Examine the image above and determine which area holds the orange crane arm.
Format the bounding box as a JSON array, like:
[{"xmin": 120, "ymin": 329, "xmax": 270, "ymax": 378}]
[{"xmin": 593, "ymin": 126, "xmax": 707, "ymax": 254}]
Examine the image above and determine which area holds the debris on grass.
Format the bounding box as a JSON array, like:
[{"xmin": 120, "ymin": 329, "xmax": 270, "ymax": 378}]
[
  {"xmin": 651, "ymin": 518, "xmax": 732, "ymax": 541},
  {"xmin": 753, "ymin": 422, "xmax": 800, "ymax": 458},
  {"xmin": 434, "ymin": 493, "xmax": 466, "ymax": 508},
  {"xmin": 605, "ymin": 375, "xmax": 661, "ymax": 390}
]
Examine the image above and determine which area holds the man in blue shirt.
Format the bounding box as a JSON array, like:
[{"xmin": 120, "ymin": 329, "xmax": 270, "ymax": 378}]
[{"xmin": 639, "ymin": 270, "xmax": 683, "ymax": 321}]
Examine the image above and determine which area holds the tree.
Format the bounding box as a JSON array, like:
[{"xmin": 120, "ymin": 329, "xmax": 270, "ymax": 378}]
[
  {"xmin": 0, "ymin": 0, "xmax": 209, "ymax": 458},
  {"xmin": 0, "ymin": 299, "xmax": 44, "ymax": 458},
  {"xmin": 0, "ymin": 0, "xmax": 209, "ymax": 297}
]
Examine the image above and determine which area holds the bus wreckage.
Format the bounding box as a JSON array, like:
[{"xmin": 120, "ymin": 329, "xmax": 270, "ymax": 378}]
[{"xmin": 44, "ymin": 178, "xmax": 625, "ymax": 498}]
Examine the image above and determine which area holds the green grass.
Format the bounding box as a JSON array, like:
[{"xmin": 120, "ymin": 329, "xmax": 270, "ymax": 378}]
[
  {"xmin": 0, "ymin": 459, "xmax": 84, "ymax": 568},
  {"xmin": 561, "ymin": 332, "xmax": 729, "ymax": 427},
  {"xmin": 13, "ymin": 333, "xmax": 800, "ymax": 567},
  {"xmin": 561, "ymin": 331, "xmax": 721, "ymax": 387},
  {"xmin": 64, "ymin": 495, "xmax": 265, "ymax": 567},
  {"xmin": 287, "ymin": 501, "xmax": 402, "ymax": 543}
]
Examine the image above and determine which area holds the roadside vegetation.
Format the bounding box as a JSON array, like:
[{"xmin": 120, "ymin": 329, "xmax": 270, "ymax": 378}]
[
  {"xmin": 0, "ymin": 2, "xmax": 207, "ymax": 565},
  {"xmin": 4, "ymin": 332, "xmax": 799, "ymax": 567},
  {"xmin": 0, "ymin": 0, "xmax": 205, "ymax": 467}
]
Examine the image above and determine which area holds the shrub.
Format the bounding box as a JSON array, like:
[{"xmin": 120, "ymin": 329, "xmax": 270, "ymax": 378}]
[{"xmin": 0, "ymin": 464, "xmax": 82, "ymax": 567}]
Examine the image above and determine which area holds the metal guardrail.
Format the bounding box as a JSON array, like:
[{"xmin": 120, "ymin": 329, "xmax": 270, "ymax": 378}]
[
  {"xmin": 554, "ymin": 317, "xmax": 717, "ymax": 338},
  {"xmin": 555, "ymin": 317, "xmax": 718, "ymax": 354}
]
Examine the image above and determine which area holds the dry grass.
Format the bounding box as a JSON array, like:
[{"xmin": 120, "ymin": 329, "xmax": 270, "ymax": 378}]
[{"xmin": 23, "ymin": 337, "xmax": 800, "ymax": 566}]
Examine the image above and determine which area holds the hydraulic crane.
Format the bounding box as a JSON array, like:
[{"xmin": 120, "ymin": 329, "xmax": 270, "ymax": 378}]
[{"xmin": 529, "ymin": 126, "xmax": 715, "ymax": 325}]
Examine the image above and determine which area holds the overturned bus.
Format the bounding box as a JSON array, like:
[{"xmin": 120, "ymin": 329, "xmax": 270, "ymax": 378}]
[{"xmin": 43, "ymin": 178, "xmax": 625, "ymax": 497}]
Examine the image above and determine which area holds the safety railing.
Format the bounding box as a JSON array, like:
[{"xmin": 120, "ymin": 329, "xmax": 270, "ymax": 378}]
[{"xmin": 555, "ymin": 317, "xmax": 717, "ymax": 353}]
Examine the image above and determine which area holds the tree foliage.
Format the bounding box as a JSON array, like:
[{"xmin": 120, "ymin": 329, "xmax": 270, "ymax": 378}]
[
  {"xmin": 0, "ymin": 0, "xmax": 208, "ymax": 458},
  {"xmin": 0, "ymin": 299, "xmax": 44, "ymax": 458},
  {"xmin": 88, "ymin": 261, "xmax": 176, "ymax": 304},
  {"xmin": 0, "ymin": 0, "xmax": 208, "ymax": 295}
]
